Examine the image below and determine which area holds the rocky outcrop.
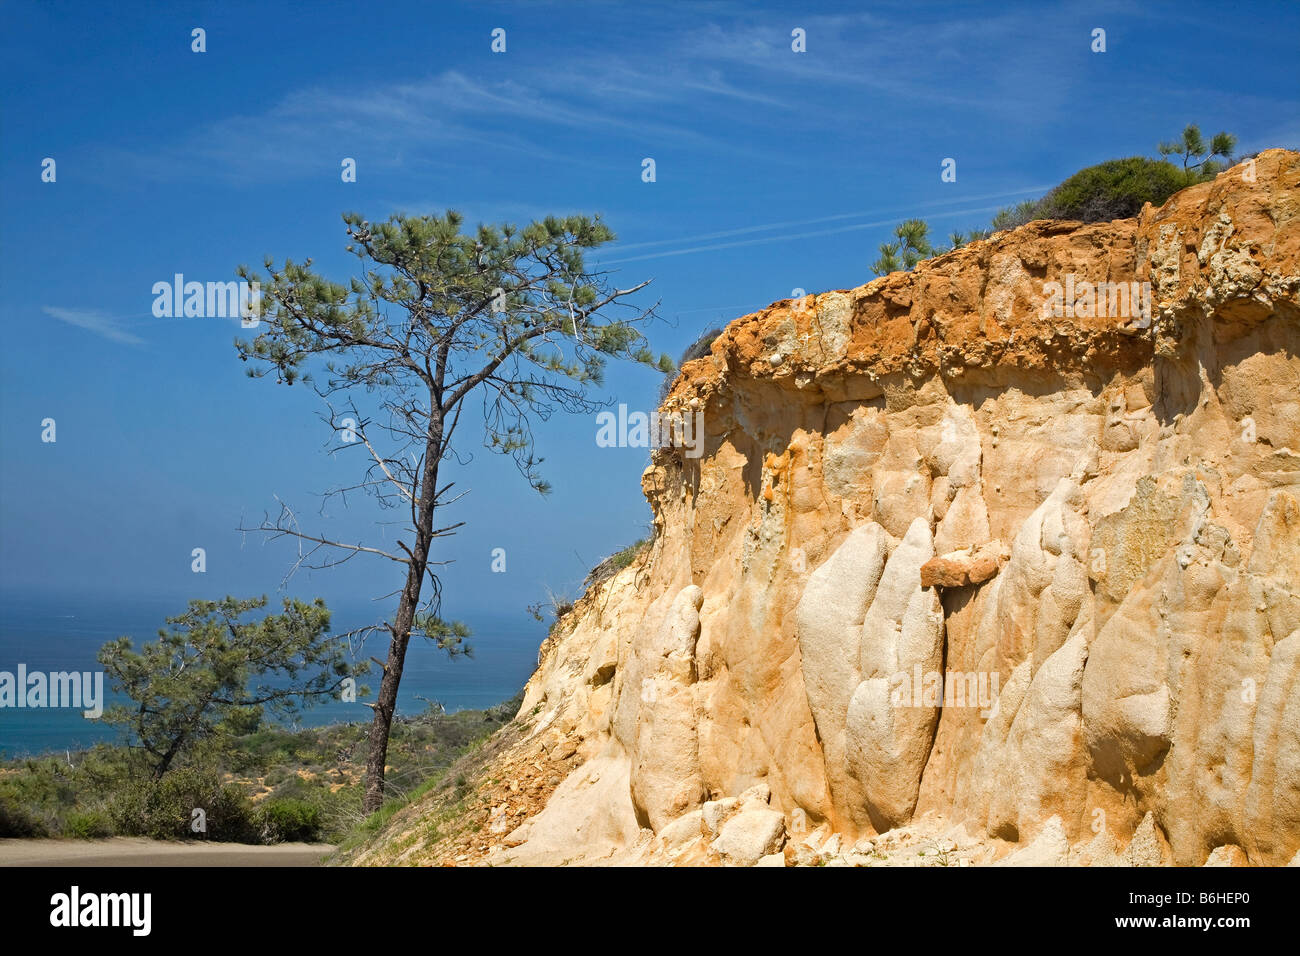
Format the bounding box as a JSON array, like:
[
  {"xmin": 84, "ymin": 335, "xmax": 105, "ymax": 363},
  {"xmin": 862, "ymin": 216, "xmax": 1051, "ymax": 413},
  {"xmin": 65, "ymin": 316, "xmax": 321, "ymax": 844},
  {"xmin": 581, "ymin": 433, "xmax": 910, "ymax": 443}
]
[{"xmin": 446, "ymin": 151, "xmax": 1300, "ymax": 866}]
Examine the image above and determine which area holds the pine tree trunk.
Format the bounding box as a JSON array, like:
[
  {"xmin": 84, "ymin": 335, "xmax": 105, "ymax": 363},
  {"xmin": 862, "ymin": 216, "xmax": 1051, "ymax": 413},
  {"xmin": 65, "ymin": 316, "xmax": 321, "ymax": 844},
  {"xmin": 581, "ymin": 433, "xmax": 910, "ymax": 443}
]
[
  {"xmin": 362, "ymin": 562, "xmax": 421, "ymax": 812},
  {"xmin": 362, "ymin": 417, "xmax": 442, "ymax": 814}
]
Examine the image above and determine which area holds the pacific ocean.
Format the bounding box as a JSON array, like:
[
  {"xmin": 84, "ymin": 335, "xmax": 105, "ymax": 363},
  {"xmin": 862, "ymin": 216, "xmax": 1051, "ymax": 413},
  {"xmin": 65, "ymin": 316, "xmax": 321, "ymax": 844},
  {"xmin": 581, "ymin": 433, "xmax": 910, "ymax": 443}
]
[{"xmin": 0, "ymin": 590, "xmax": 544, "ymax": 758}]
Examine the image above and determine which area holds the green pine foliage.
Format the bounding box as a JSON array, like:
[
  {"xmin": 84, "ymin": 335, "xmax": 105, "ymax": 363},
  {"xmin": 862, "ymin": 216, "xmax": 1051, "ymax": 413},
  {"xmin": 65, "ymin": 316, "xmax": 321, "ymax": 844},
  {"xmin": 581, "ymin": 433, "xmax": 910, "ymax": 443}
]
[
  {"xmin": 97, "ymin": 596, "xmax": 363, "ymax": 780},
  {"xmin": 236, "ymin": 211, "xmax": 671, "ymax": 811},
  {"xmin": 872, "ymin": 218, "xmax": 934, "ymax": 276}
]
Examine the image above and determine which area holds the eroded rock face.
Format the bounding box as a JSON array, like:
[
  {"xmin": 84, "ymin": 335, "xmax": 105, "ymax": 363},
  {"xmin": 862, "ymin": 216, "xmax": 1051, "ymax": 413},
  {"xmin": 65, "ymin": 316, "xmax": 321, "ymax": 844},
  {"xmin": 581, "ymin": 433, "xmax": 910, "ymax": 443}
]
[
  {"xmin": 504, "ymin": 151, "xmax": 1300, "ymax": 866},
  {"xmin": 846, "ymin": 518, "xmax": 945, "ymax": 831},
  {"xmin": 624, "ymin": 585, "xmax": 705, "ymax": 830},
  {"xmin": 793, "ymin": 522, "xmax": 890, "ymax": 829}
]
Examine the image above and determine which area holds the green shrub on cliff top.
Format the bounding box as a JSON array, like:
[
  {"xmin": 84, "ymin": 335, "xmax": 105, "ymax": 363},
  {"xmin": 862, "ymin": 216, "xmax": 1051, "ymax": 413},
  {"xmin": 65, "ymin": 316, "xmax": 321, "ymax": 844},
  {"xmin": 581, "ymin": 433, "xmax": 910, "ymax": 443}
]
[{"xmin": 1039, "ymin": 156, "xmax": 1195, "ymax": 223}]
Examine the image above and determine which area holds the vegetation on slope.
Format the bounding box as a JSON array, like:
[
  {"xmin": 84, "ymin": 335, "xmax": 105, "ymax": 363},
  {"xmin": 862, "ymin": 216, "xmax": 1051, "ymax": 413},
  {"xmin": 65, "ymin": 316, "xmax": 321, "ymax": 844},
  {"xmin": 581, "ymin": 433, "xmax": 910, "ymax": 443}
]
[
  {"xmin": 871, "ymin": 123, "xmax": 1243, "ymax": 275},
  {"xmin": 0, "ymin": 695, "xmax": 522, "ymax": 844}
]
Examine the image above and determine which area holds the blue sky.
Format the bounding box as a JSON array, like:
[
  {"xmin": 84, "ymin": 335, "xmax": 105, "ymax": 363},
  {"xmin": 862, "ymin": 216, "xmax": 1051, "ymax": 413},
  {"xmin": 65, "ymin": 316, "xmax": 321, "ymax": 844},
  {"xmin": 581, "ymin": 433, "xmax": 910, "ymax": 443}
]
[{"xmin": 2, "ymin": 0, "xmax": 1297, "ymax": 628}]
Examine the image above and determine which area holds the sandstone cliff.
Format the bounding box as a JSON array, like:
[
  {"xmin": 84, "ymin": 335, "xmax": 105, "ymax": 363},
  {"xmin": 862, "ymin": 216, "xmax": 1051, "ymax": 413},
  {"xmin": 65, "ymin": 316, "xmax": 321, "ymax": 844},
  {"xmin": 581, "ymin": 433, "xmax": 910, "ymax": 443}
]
[{"xmin": 353, "ymin": 149, "xmax": 1300, "ymax": 867}]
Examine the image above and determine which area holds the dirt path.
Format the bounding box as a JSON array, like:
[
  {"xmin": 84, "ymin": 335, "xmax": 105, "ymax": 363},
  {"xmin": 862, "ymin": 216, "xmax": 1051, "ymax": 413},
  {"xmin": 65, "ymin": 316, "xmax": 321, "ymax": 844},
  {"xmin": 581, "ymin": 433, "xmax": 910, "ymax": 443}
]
[{"xmin": 0, "ymin": 837, "xmax": 333, "ymax": 867}]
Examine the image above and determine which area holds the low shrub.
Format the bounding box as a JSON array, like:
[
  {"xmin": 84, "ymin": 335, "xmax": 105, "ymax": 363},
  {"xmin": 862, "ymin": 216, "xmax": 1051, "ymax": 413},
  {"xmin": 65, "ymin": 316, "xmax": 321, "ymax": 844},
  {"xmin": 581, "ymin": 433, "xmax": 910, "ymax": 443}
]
[
  {"xmin": 63, "ymin": 809, "xmax": 113, "ymax": 839},
  {"xmin": 107, "ymin": 766, "xmax": 257, "ymax": 842},
  {"xmin": 0, "ymin": 794, "xmax": 49, "ymax": 837},
  {"xmin": 680, "ymin": 327, "xmax": 724, "ymax": 365},
  {"xmin": 1039, "ymin": 156, "xmax": 1196, "ymax": 223},
  {"xmin": 584, "ymin": 538, "xmax": 650, "ymax": 588},
  {"xmin": 258, "ymin": 798, "xmax": 323, "ymax": 843},
  {"xmin": 659, "ymin": 327, "xmax": 724, "ymax": 401}
]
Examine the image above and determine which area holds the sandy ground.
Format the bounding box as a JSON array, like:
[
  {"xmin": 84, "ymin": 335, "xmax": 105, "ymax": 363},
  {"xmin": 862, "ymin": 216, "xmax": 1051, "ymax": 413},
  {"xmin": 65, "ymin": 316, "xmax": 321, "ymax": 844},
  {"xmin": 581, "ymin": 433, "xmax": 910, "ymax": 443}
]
[{"xmin": 0, "ymin": 837, "xmax": 333, "ymax": 867}]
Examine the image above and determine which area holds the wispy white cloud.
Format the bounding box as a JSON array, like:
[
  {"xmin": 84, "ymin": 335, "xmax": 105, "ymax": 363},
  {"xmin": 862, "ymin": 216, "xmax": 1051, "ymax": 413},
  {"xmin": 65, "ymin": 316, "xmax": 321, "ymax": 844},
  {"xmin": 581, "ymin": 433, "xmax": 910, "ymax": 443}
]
[
  {"xmin": 42, "ymin": 307, "xmax": 144, "ymax": 346},
  {"xmin": 102, "ymin": 65, "xmax": 734, "ymax": 185},
  {"xmin": 97, "ymin": 5, "xmax": 1076, "ymax": 187},
  {"xmin": 673, "ymin": 10, "xmax": 1076, "ymax": 115}
]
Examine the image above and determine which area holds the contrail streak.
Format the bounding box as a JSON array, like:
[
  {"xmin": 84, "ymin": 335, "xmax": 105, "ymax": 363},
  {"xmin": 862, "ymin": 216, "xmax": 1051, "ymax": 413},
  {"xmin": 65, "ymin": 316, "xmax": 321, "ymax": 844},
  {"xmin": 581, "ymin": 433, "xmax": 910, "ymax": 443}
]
[
  {"xmin": 601, "ymin": 185, "xmax": 1052, "ymax": 257},
  {"xmin": 600, "ymin": 202, "xmax": 1018, "ymax": 265}
]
